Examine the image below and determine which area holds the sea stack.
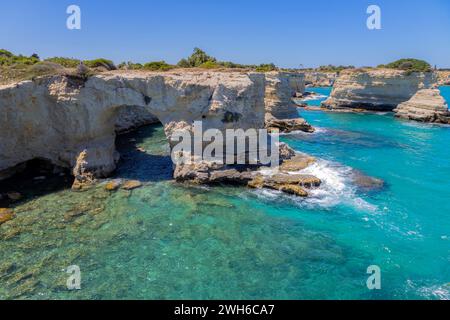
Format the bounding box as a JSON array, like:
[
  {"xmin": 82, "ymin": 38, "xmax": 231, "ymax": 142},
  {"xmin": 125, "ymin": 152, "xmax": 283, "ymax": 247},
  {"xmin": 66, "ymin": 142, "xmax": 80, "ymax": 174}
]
[
  {"xmin": 322, "ymin": 69, "xmax": 436, "ymax": 111},
  {"xmin": 394, "ymin": 89, "xmax": 450, "ymax": 124}
]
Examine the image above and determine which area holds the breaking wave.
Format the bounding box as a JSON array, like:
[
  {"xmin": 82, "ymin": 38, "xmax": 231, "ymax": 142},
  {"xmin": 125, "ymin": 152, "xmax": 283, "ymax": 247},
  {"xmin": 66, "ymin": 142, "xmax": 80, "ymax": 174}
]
[{"xmin": 252, "ymin": 155, "xmax": 378, "ymax": 212}]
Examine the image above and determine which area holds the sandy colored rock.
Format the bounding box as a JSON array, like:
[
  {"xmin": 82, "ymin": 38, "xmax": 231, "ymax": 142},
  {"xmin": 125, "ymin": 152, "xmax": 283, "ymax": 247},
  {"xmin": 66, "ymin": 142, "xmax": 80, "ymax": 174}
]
[
  {"xmin": 280, "ymin": 154, "xmax": 316, "ymax": 172},
  {"xmin": 322, "ymin": 69, "xmax": 436, "ymax": 111},
  {"xmin": 394, "ymin": 89, "xmax": 449, "ymax": 124},
  {"xmin": 266, "ymin": 115, "xmax": 314, "ymax": 133},
  {"xmin": 278, "ymin": 184, "xmax": 308, "ymax": 197},
  {"xmin": 270, "ymin": 174, "xmax": 321, "ymax": 188},
  {"xmin": 0, "ymin": 208, "xmax": 15, "ymax": 225},
  {"xmin": 104, "ymin": 179, "xmax": 122, "ymax": 191},
  {"xmin": 122, "ymin": 180, "xmax": 143, "ymax": 190},
  {"xmin": 437, "ymin": 71, "xmax": 450, "ymax": 86},
  {"xmin": 248, "ymin": 172, "xmax": 320, "ymax": 198},
  {"xmin": 71, "ymin": 150, "xmax": 96, "ymax": 190}
]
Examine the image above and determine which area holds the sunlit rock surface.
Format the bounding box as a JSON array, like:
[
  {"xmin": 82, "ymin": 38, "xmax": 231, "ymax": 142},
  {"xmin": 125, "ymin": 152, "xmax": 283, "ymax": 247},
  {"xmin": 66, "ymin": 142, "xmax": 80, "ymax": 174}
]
[
  {"xmin": 322, "ymin": 69, "xmax": 436, "ymax": 111},
  {"xmin": 394, "ymin": 89, "xmax": 450, "ymax": 124}
]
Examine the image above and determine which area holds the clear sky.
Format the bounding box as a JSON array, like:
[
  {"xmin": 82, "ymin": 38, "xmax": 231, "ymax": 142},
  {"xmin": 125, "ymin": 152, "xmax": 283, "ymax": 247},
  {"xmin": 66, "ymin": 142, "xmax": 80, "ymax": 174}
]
[{"xmin": 1, "ymin": 0, "xmax": 449, "ymax": 68}]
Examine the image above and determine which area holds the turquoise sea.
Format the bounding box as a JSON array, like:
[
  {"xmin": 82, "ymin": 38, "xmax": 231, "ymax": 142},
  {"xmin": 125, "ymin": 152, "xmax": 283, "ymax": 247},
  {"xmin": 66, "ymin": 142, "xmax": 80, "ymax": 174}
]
[{"xmin": 0, "ymin": 87, "xmax": 449, "ymax": 300}]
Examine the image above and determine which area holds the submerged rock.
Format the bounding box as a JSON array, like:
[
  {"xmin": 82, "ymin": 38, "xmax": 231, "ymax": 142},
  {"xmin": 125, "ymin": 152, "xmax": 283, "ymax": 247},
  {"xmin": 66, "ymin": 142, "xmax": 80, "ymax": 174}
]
[
  {"xmin": 64, "ymin": 208, "xmax": 86, "ymax": 222},
  {"xmin": 104, "ymin": 179, "xmax": 122, "ymax": 191},
  {"xmin": 6, "ymin": 192, "xmax": 22, "ymax": 201},
  {"xmin": 0, "ymin": 208, "xmax": 15, "ymax": 225},
  {"xmin": 351, "ymin": 170, "xmax": 384, "ymax": 191},
  {"xmin": 121, "ymin": 180, "xmax": 143, "ymax": 190},
  {"xmin": 394, "ymin": 89, "xmax": 450, "ymax": 124}
]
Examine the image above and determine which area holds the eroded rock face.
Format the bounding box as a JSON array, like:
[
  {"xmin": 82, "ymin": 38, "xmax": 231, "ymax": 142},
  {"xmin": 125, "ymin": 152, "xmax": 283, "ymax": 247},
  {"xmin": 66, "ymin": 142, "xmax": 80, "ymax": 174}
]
[
  {"xmin": 304, "ymin": 72, "xmax": 337, "ymax": 87},
  {"xmin": 71, "ymin": 150, "xmax": 97, "ymax": 190},
  {"xmin": 115, "ymin": 105, "xmax": 159, "ymax": 133},
  {"xmin": 264, "ymin": 71, "xmax": 305, "ymax": 119},
  {"xmin": 322, "ymin": 69, "xmax": 436, "ymax": 111},
  {"xmin": 264, "ymin": 72, "xmax": 313, "ymax": 133},
  {"xmin": 437, "ymin": 71, "xmax": 450, "ymax": 86},
  {"xmin": 0, "ymin": 70, "xmax": 321, "ymax": 195},
  {"xmin": 394, "ymin": 89, "xmax": 450, "ymax": 124},
  {"xmin": 0, "ymin": 71, "xmax": 266, "ymax": 179}
]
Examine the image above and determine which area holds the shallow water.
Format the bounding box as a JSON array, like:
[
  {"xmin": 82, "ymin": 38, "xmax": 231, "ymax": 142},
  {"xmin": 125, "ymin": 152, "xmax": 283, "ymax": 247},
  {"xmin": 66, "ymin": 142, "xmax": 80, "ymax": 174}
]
[
  {"xmin": 1, "ymin": 88, "xmax": 449, "ymax": 300},
  {"xmin": 440, "ymin": 86, "xmax": 450, "ymax": 107}
]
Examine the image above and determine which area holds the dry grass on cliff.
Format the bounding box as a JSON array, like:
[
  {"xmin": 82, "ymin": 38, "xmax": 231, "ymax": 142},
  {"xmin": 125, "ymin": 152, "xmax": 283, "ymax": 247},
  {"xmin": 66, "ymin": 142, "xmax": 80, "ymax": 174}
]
[{"xmin": 0, "ymin": 62, "xmax": 72, "ymax": 85}]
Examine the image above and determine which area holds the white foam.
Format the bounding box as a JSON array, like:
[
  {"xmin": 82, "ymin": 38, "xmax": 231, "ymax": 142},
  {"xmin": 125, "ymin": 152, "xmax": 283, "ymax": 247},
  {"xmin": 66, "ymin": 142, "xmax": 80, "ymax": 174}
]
[
  {"xmin": 407, "ymin": 280, "xmax": 450, "ymax": 300},
  {"xmin": 279, "ymin": 126, "xmax": 327, "ymax": 136},
  {"xmin": 300, "ymin": 94, "xmax": 328, "ymax": 102},
  {"xmin": 251, "ymin": 155, "xmax": 378, "ymax": 212}
]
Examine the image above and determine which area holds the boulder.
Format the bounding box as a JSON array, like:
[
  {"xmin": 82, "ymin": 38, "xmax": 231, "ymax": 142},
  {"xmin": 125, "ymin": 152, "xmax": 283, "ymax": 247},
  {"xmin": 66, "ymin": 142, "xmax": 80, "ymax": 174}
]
[
  {"xmin": 394, "ymin": 89, "xmax": 450, "ymax": 124},
  {"xmin": 265, "ymin": 115, "xmax": 314, "ymax": 133},
  {"xmin": 280, "ymin": 154, "xmax": 316, "ymax": 172},
  {"xmin": 248, "ymin": 172, "xmax": 321, "ymax": 198},
  {"xmin": 121, "ymin": 180, "xmax": 143, "ymax": 190},
  {"xmin": 104, "ymin": 179, "xmax": 122, "ymax": 191},
  {"xmin": 0, "ymin": 208, "xmax": 15, "ymax": 225}
]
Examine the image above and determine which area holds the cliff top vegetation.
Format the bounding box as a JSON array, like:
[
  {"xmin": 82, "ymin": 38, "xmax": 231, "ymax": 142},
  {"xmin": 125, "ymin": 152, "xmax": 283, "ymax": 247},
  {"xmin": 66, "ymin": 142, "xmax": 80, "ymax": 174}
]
[{"xmin": 378, "ymin": 58, "xmax": 432, "ymax": 73}]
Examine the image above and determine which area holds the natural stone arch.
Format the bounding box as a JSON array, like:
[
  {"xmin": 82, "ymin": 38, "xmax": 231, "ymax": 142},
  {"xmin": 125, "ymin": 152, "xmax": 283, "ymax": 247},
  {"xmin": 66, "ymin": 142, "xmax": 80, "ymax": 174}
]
[{"xmin": 0, "ymin": 72, "xmax": 266, "ymax": 179}]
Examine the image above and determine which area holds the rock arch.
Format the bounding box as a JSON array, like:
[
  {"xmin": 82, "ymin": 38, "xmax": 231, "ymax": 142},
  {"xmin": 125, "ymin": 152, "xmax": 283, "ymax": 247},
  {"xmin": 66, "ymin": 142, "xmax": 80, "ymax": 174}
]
[{"xmin": 0, "ymin": 72, "xmax": 266, "ymax": 179}]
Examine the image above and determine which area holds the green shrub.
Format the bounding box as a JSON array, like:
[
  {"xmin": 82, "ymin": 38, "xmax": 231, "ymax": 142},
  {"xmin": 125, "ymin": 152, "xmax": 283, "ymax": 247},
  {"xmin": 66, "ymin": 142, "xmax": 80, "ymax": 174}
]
[
  {"xmin": 0, "ymin": 50, "xmax": 40, "ymax": 66},
  {"xmin": 45, "ymin": 57, "xmax": 79, "ymax": 68},
  {"xmin": 0, "ymin": 49, "xmax": 13, "ymax": 58},
  {"xmin": 379, "ymin": 58, "xmax": 431, "ymax": 72},
  {"xmin": 217, "ymin": 61, "xmax": 254, "ymax": 69},
  {"xmin": 317, "ymin": 65, "xmax": 355, "ymax": 73},
  {"xmin": 177, "ymin": 48, "xmax": 217, "ymax": 68},
  {"xmin": 142, "ymin": 61, "xmax": 174, "ymax": 71},
  {"xmin": 199, "ymin": 60, "xmax": 220, "ymax": 69},
  {"xmin": 118, "ymin": 61, "xmax": 144, "ymax": 70},
  {"xmin": 30, "ymin": 61, "xmax": 63, "ymax": 73},
  {"xmin": 177, "ymin": 58, "xmax": 190, "ymax": 68},
  {"xmin": 83, "ymin": 58, "xmax": 116, "ymax": 70},
  {"xmin": 255, "ymin": 63, "xmax": 278, "ymax": 72}
]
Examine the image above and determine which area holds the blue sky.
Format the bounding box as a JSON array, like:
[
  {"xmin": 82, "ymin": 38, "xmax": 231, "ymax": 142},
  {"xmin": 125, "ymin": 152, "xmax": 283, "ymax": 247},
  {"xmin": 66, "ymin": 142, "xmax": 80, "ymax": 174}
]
[{"xmin": 1, "ymin": 0, "xmax": 449, "ymax": 68}]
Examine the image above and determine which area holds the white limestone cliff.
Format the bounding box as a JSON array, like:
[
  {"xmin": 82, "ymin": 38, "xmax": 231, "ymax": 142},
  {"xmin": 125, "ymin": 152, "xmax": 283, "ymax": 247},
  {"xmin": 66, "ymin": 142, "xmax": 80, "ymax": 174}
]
[
  {"xmin": 322, "ymin": 69, "xmax": 436, "ymax": 111},
  {"xmin": 264, "ymin": 72, "xmax": 313, "ymax": 133},
  {"xmin": 0, "ymin": 71, "xmax": 266, "ymax": 180},
  {"xmin": 394, "ymin": 89, "xmax": 449, "ymax": 124}
]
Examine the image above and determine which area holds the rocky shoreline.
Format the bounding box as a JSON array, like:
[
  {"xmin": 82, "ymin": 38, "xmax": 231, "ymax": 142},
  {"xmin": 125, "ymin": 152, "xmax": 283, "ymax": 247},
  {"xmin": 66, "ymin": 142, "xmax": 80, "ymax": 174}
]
[{"xmin": 0, "ymin": 70, "xmax": 319, "ymax": 200}]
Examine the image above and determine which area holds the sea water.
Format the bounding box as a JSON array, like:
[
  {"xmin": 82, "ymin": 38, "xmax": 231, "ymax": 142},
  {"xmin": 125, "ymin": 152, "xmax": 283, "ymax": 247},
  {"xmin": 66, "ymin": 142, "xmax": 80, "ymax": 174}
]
[{"xmin": 0, "ymin": 88, "xmax": 449, "ymax": 300}]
